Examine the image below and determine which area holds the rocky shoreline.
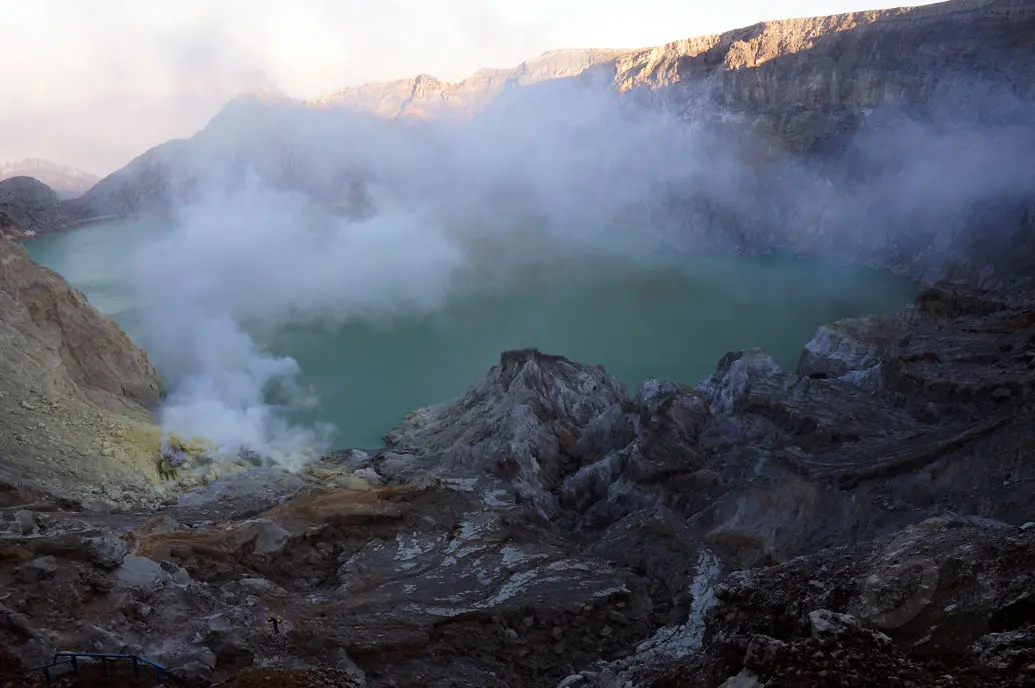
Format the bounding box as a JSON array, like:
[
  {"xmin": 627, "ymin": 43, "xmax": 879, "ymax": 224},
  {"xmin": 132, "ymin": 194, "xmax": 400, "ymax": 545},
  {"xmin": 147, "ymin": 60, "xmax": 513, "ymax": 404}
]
[{"xmin": 2, "ymin": 279, "xmax": 1033, "ymax": 687}]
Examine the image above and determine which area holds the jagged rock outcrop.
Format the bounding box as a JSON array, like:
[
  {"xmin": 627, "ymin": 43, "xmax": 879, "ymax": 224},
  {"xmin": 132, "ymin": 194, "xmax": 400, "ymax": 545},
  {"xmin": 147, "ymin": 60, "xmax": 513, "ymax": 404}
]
[
  {"xmin": 0, "ymin": 239, "xmax": 165, "ymax": 509},
  {"xmin": 0, "ymin": 159, "xmax": 100, "ymax": 200},
  {"xmin": 615, "ymin": 0, "xmax": 1035, "ymax": 150},
  {"xmin": 0, "ymin": 176, "xmax": 68, "ymax": 235},
  {"xmin": 4, "ymin": 280, "xmax": 1030, "ymax": 685},
  {"xmin": 340, "ymin": 349, "xmax": 629, "ymax": 512}
]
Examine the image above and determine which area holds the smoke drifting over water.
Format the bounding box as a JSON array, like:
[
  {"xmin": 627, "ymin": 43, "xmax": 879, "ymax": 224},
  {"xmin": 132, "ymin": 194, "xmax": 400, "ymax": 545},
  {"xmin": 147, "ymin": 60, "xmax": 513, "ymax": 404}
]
[
  {"xmin": 131, "ymin": 183, "xmax": 471, "ymax": 464},
  {"xmin": 125, "ymin": 77, "xmax": 1035, "ymax": 465}
]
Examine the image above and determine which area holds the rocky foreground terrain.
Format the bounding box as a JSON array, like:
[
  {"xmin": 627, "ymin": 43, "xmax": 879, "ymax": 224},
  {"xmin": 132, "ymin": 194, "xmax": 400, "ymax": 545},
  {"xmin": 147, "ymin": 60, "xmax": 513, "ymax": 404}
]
[{"xmin": 2, "ymin": 268, "xmax": 1034, "ymax": 686}]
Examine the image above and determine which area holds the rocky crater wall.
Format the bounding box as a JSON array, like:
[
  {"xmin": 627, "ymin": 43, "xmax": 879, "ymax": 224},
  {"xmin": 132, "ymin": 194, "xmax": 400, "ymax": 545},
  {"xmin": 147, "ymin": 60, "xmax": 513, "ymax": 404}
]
[{"xmin": 0, "ymin": 238, "xmax": 165, "ymax": 509}]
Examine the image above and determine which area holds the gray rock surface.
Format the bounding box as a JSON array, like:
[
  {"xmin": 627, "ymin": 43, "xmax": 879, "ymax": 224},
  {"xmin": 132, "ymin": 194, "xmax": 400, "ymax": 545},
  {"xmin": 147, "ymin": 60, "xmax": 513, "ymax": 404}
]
[
  {"xmin": 116, "ymin": 555, "xmax": 167, "ymax": 588},
  {"xmin": 639, "ymin": 521, "xmax": 1035, "ymax": 687},
  {"xmin": 374, "ymin": 348, "xmax": 628, "ymax": 512}
]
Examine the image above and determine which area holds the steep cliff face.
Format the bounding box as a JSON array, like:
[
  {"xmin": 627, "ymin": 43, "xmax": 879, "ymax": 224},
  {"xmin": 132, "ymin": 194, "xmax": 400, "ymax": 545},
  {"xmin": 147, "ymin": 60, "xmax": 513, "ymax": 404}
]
[
  {"xmin": 72, "ymin": 0, "xmax": 1034, "ymax": 183},
  {"xmin": 611, "ymin": 0, "xmax": 1035, "ymax": 152},
  {"xmin": 0, "ymin": 176, "xmax": 68, "ymax": 235},
  {"xmin": 311, "ymin": 0, "xmax": 1034, "ymax": 138},
  {"xmin": 0, "ymin": 238, "xmax": 165, "ymax": 507}
]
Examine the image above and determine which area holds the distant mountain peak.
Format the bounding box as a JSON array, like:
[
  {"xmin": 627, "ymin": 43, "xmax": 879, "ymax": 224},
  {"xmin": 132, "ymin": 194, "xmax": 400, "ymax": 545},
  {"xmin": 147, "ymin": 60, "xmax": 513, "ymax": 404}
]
[
  {"xmin": 1, "ymin": 158, "xmax": 96, "ymax": 178},
  {"xmin": 0, "ymin": 158, "xmax": 100, "ymax": 199},
  {"xmin": 231, "ymin": 86, "xmax": 292, "ymax": 104},
  {"xmin": 309, "ymin": 47, "xmax": 629, "ymax": 119}
]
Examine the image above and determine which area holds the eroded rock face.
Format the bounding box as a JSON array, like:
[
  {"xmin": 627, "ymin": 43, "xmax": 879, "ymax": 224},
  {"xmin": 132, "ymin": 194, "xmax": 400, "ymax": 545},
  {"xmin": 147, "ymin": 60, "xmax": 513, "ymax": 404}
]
[
  {"xmin": 0, "ymin": 485, "xmax": 654, "ymax": 687},
  {"xmin": 0, "ymin": 239, "xmax": 165, "ymax": 508}
]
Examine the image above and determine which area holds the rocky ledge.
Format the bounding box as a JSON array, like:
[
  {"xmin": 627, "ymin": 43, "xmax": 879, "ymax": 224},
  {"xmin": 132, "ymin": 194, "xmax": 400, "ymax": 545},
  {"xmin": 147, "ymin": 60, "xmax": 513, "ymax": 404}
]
[{"xmin": 2, "ymin": 280, "xmax": 1034, "ymax": 687}]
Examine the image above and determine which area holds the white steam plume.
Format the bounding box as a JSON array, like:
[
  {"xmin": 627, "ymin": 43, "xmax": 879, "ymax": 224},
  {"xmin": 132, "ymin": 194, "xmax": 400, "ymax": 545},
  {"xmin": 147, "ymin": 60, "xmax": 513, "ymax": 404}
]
[{"xmin": 125, "ymin": 76, "xmax": 1035, "ymax": 467}]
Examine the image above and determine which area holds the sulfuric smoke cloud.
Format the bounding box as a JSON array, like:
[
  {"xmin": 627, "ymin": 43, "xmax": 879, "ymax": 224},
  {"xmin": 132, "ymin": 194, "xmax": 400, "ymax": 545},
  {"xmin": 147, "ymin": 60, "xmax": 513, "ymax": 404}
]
[{"xmin": 127, "ymin": 75, "xmax": 1035, "ymax": 467}]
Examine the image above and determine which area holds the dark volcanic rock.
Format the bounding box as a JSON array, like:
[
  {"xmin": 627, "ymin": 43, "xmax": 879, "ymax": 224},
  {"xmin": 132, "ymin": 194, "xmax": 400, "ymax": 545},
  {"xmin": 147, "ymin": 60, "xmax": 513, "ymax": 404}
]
[
  {"xmin": 363, "ymin": 348, "xmax": 630, "ymax": 513},
  {"xmin": 5, "ymin": 277, "xmax": 1035, "ymax": 686},
  {"xmin": 641, "ymin": 521, "xmax": 1035, "ymax": 688}
]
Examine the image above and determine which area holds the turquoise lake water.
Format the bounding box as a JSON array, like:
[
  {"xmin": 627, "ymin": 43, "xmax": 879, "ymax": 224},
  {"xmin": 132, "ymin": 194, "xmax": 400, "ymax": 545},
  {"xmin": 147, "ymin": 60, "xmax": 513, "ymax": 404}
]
[{"xmin": 26, "ymin": 219, "xmax": 914, "ymax": 449}]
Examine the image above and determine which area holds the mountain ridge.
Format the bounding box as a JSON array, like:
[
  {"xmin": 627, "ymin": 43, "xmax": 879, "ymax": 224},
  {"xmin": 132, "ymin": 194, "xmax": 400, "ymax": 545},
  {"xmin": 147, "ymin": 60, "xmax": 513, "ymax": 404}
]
[
  {"xmin": 63, "ymin": 0, "xmax": 1035, "ymax": 289},
  {"xmin": 304, "ymin": 0, "xmax": 1031, "ymax": 120},
  {"xmin": 0, "ymin": 158, "xmax": 100, "ymax": 199},
  {"xmin": 310, "ymin": 47, "xmax": 631, "ymax": 118}
]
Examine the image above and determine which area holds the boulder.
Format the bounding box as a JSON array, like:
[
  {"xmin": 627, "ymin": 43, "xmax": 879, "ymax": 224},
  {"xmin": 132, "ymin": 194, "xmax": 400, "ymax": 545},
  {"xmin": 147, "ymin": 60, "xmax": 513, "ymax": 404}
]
[
  {"xmin": 84, "ymin": 536, "xmax": 128, "ymax": 569},
  {"xmin": 116, "ymin": 555, "xmax": 167, "ymax": 588},
  {"xmin": 17, "ymin": 556, "xmax": 58, "ymax": 583}
]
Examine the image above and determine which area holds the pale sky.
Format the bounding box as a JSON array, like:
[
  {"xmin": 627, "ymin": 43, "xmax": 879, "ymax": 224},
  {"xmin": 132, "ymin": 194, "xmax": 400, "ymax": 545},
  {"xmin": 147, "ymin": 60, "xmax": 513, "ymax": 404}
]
[{"xmin": 1, "ymin": 0, "xmax": 940, "ymax": 175}]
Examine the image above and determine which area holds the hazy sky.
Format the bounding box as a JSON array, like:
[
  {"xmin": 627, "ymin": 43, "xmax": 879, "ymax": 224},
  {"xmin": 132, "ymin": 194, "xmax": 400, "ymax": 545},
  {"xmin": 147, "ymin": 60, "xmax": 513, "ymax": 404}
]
[{"xmin": 1, "ymin": 0, "xmax": 940, "ymax": 175}]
